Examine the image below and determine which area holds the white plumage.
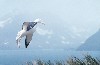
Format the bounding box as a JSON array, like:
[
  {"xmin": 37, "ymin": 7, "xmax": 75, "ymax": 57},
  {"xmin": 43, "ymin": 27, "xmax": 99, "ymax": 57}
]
[{"xmin": 16, "ymin": 18, "xmax": 44, "ymax": 48}]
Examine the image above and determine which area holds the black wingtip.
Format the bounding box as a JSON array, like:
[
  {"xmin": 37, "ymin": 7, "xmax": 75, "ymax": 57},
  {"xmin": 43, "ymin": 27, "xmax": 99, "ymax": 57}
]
[
  {"xmin": 25, "ymin": 45, "xmax": 28, "ymax": 48},
  {"xmin": 25, "ymin": 39, "xmax": 28, "ymax": 48},
  {"xmin": 25, "ymin": 39, "xmax": 30, "ymax": 48},
  {"xmin": 25, "ymin": 43, "xmax": 30, "ymax": 48}
]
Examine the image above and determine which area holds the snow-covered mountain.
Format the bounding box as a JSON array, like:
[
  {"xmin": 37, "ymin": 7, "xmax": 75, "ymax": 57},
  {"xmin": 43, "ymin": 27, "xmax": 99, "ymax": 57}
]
[{"xmin": 78, "ymin": 29, "xmax": 100, "ymax": 51}]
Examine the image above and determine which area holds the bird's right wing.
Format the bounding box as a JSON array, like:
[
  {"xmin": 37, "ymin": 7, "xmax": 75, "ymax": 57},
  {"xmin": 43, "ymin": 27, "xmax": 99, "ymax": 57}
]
[{"xmin": 25, "ymin": 33, "xmax": 33, "ymax": 48}]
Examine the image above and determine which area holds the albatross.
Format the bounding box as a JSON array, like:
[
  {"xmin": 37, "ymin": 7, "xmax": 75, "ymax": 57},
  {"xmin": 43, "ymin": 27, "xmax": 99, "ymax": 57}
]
[{"xmin": 16, "ymin": 18, "xmax": 45, "ymax": 48}]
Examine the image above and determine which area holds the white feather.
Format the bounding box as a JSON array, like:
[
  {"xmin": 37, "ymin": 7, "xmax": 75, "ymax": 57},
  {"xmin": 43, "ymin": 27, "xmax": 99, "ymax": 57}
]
[{"xmin": 16, "ymin": 18, "xmax": 44, "ymax": 48}]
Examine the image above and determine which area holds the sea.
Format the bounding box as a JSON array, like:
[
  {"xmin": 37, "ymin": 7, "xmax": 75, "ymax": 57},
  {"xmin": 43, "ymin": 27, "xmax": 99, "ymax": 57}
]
[{"xmin": 0, "ymin": 50, "xmax": 100, "ymax": 65}]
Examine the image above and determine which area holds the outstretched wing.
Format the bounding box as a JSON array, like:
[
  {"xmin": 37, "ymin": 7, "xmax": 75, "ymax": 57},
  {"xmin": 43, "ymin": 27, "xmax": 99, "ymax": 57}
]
[
  {"xmin": 25, "ymin": 33, "xmax": 33, "ymax": 48},
  {"xmin": 16, "ymin": 30, "xmax": 27, "ymax": 48},
  {"xmin": 22, "ymin": 22, "xmax": 37, "ymax": 31}
]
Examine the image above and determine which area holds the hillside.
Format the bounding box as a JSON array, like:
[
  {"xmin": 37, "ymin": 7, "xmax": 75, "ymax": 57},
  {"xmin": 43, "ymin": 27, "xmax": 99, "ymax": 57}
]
[{"xmin": 78, "ymin": 29, "xmax": 100, "ymax": 51}]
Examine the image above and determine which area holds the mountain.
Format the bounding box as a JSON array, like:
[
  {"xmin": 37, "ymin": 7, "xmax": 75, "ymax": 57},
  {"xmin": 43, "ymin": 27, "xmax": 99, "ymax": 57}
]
[{"xmin": 78, "ymin": 29, "xmax": 100, "ymax": 51}]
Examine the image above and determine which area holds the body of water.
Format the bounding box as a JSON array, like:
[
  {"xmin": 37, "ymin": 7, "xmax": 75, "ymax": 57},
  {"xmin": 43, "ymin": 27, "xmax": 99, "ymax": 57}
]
[{"xmin": 0, "ymin": 50, "xmax": 100, "ymax": 65}]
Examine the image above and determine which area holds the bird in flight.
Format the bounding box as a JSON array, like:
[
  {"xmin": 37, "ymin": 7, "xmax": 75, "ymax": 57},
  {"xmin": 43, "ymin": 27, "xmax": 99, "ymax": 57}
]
[{"xmin": 16, "ymin": 18, "xmax": 45, "ymax": 48}]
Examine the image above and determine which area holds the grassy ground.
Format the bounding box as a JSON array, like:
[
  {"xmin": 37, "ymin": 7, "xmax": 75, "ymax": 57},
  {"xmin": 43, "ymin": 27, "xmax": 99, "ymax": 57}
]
[{"xmin": 24, "ymin": 54, "xmax": 100, "ymax": 65}]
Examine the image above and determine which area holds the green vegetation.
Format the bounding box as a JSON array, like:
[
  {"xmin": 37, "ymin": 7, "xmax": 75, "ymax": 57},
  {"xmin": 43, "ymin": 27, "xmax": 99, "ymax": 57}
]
[{"xmin": 24, "ymin": 54, "xmax": 100, "ymax": 65}]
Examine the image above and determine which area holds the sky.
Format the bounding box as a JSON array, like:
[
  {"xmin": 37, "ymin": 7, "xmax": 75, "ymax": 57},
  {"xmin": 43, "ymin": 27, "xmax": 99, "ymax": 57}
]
[{"xmin": 0, "ymin": 0, "xmax": 100, "ymax": 50}]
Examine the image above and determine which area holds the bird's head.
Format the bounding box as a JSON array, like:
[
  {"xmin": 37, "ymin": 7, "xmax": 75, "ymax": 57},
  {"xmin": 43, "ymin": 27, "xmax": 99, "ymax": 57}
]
[{"xmin": 34, "ymin": 18, "xmax": 45, "ymax": 25}]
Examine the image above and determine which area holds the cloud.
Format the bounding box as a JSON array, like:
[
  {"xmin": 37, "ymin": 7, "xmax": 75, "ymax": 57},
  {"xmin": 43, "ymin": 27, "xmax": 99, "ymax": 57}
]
[
  {"xmin": 0, "ymin": 18, "xmax": 13, "ymax": 28},
  {"xmin": 1, "ymin": 41, "xmax": 9, "ymax": 45},
  {"xmin": 80, "ymin": 41, "xmax": 85, "ymax": 44},
  {"xmin": 70, "ymin": 34, "xmax": 76, "ymax": 39},
  {"xmin": 38, "ymin": 45, "xmax": 43, "ymax": 48},
  {"xmin": 47, "ymin": 35, "xmax": 52, "ymax": 39},
  {"xmin": 36, "ymin": 27, "xmax": 53, "ymax": 35},
  {"xmin": 71, "ymin": 26, "xmax": 86, "ymax": 33},
  {"xmin": 60, "ymin": 36, "xmax": 66, "ymax": 40},
  {"xmin": 4, "ymin": 42, "xmax": 9, "ymax": 45},
  {"xmin": 61, "ymin": 41, "xmax": 70, "ymax": 44},
  {"xmin": 60, "ymin": 35, "xmax": 70, "ymax": 44},
  {"xmin": 70, "ymin": 26, "xmax": 87, "ymax": 38},
  {"xmin": 61, "ymin": 41, "xmax": 66, "ymax": 44},
  {"xmin": 45, "ymin": 41, "xmax": 50, "ymax": 44}
]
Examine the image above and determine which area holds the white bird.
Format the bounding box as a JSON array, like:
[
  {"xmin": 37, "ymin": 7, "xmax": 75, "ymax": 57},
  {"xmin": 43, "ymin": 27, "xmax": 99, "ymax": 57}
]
[{"xmin": 16, "ymin": 18, "xmax": 45, "ymax": 48}]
